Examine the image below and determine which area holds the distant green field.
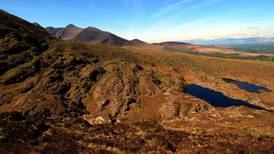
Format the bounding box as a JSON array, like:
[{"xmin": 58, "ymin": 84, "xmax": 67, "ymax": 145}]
[
  {"xmin": 221, "ymin": 44, "xmax": 274, "ymax": 54},
  {"xmin": 164, "ymin": 47, "xmax": 274, "ymax": 62}
]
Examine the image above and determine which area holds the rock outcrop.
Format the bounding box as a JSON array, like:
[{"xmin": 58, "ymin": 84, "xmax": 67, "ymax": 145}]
[{"xmin": 0, "ymin": 10, "xmax": 208, "ymax": 122}]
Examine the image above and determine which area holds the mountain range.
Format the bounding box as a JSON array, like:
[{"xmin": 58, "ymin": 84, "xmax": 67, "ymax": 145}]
[
  {"xmin": 46, "ymin": 24, "xmax": 147, "ymax": 46},
  {"xmin": 46, "ymin": 24, "xmax": 274, "ymax": 47}
]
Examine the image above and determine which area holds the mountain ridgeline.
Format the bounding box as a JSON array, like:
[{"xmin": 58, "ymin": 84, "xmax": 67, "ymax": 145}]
[{"xmin": 46, "ymin": 24, "xmax": 147, "ymax": 46}]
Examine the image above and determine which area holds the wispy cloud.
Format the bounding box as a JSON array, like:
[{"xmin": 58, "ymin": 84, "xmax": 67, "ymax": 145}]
[
  {"xmin": 152, "ymin": 0, "xmax": 224, "ymax": 18},
  {"xmin": 118, "ymin": 0, "xmax": 274, "ymax": 42},
  {"xmin": 170, "ymin": 18, "xmax": 212, "ymax": 31},
  {"xmin": 151, "ymin": 0, "xmax": 196, "ymax": 18}
]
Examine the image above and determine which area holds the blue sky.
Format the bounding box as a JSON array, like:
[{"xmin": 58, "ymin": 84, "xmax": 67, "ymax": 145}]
[{"xmin": 1, "ymin": 0, "xmax": 274, "ymax": 42}]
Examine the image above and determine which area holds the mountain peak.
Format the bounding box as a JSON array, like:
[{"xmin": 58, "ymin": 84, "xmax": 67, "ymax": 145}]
[
  {"xmin": 131, "ymin": 39, "xmax": 141, "ymax": 42},
  {"xmin": 130, "ymin": 39, "xmax": 148, "ymax": 46},
  {"xmin": 85, "ymin": 26, "xmax": 102, "ymax": 32},
  {"xmin": 45, "ymin": 25, "xmax": 147, "ymax": 46},
  {"xmin": 33, "ymin": 22, "xmax": 42, "ymax": 27},
  {"xmin": 65, "ymin": 24, "xmax": 77, "ymax": 28}
]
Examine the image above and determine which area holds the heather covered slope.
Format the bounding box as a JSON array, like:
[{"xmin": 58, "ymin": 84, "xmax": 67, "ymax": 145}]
[
  {"xmin": 0, "ymin": 9, "xmax": 50, "ymax": 77},
  {"xmin": 0, "ymin": 10, "xmax": 50, "ymax": 40},
  {"xmin": 1, "ymin": 115, "xmax": 274, "ymax": 154},
  {"xmin": 0, "ymin": 9, "xmax": 195, "ymax": 121}
]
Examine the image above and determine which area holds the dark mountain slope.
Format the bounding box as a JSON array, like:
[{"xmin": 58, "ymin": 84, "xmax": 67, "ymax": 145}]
[
  {"xmin": 130, "ymin": 39, "xmax": 148, "ymax": 46},
  {"xmin": 0, "ymin": 10, "xmax": 50, "ymax": 39},
  {"xmin": 46, "ymin": 25, "xmax": 149, "ymax": 46},
  {"xmin": 55, "ymin": 24, "xmax": 83, "ymax": 40},
  {"xmin": 74, "ymin": 27, "xmax": 130, "ymax": 45},
  {"xmin": 45, "ymin": 26, "xmax": 63, "ymax": 37},
  {"xmin": 45, "ymin": 24, "xmax": 83, "ymax": 40},
  {"xmin": 46, "ymin": 25, "xmax": 131, "ymax": 46},
  {"xmin": 0, "ymin": 9, "xmax": 50, "ymax": 76}
]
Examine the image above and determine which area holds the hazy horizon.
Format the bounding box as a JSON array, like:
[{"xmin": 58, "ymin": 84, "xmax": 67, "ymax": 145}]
[{"xmin": 2, "ymin": 0, "xmax": 274, "ymax": 42}]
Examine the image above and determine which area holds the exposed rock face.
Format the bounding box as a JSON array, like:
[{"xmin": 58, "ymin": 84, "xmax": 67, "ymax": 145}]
[{"xmin": 85, "ymin": 63, "xmax": 190, "ymax": 121}]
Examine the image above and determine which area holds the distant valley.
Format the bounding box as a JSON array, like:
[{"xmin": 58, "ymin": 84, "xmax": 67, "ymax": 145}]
[
  {"xmin": 187, "ymin": 37, "xmax": 274, "ymax": 45},
  {"xmin": 45, "ymin": 25, "xmax": 274, "ymax": 60}
]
